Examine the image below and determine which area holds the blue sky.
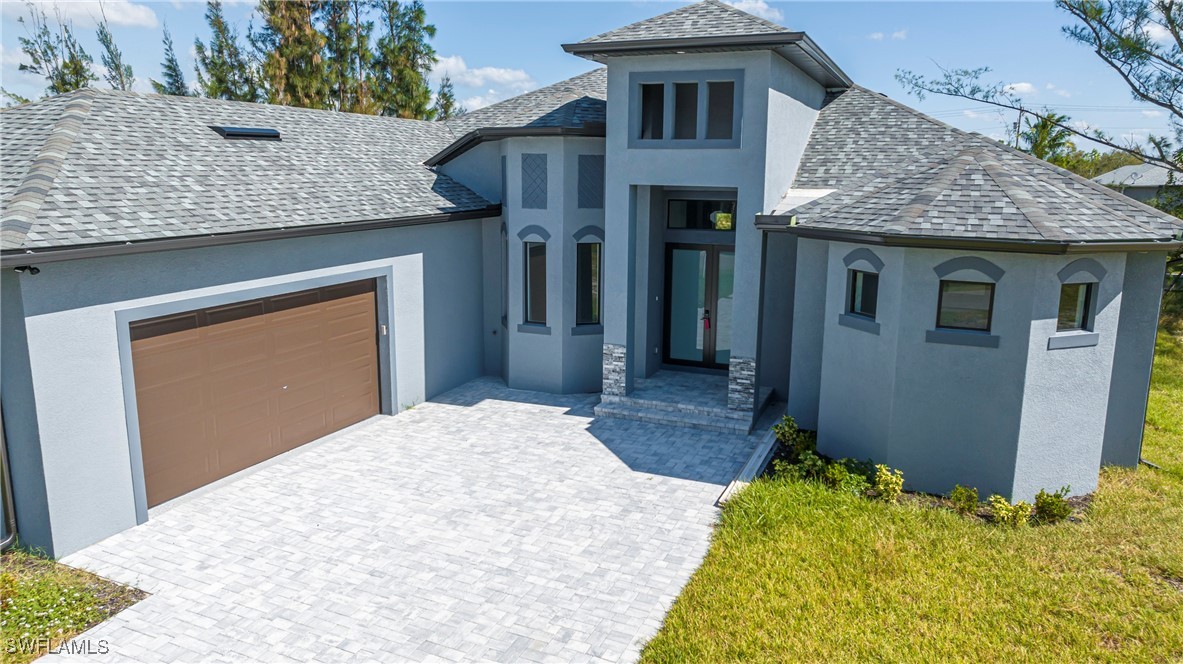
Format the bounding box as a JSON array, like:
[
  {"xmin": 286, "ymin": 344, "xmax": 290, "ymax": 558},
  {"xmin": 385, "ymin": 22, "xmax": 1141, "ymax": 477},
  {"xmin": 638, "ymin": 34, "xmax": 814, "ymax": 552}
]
[{"xmin": 1, "ymin": 1, "xmax": 1170, "ymax": 148}]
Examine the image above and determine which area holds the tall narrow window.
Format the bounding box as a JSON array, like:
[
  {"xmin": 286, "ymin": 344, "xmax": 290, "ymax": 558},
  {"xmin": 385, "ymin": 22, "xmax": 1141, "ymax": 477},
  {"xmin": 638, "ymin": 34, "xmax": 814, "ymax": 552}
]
[
  {"xmin": 937, "ymin": 280, "xmax": 994, "ymax": 331},
  {"xmin": 848, "ymin": 270, "xmax": 879, "ymax": 319},
  {"xmin": 524, "ymin": 242, "xmax": 547, "ymax": 325},
  {"xmin": 706, "ymin": 81, "xmax": 735, "ymax": 139},
  {"xmin": 673, "ymin": 82, "xmax": 698, "ymax": 140},
  {"xmin": 576, "ymin": 243, "xmax": 602, "ymax": 326},
  {"xmin": 500, "ymin": 230, "xmax": 508, "ymax": 324},
  {"xmin": 639, "ymin": 83, "xmax": 664, "ymax": 140},
  {"xmin": 1057, "ymin": 283, "xmax": 1093, "ymax": 331}
]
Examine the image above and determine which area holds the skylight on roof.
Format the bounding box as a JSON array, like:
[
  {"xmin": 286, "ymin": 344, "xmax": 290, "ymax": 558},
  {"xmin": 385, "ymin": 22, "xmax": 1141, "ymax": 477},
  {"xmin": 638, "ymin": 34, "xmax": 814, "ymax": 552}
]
[{"xmin": 209, "ymin": 126, "xmax": 281, "ymax": 141}]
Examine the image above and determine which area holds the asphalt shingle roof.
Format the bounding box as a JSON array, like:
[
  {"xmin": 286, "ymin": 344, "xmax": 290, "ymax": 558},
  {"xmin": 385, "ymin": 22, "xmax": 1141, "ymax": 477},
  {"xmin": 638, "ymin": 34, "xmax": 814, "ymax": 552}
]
[
  {"xmin": 779, "ymin": 86, "xmax": 1182, "ymax": 244},
  {"xmin": 576, "ymin": 0, "xmax": 790, "ymax": 45},
  {"xmin": 447, "ymin": 68, "xmax": 606, "ymax": 132},
  {"xmin": 1, "ymin": 89, "xmax": 492, "ymax": 252}
]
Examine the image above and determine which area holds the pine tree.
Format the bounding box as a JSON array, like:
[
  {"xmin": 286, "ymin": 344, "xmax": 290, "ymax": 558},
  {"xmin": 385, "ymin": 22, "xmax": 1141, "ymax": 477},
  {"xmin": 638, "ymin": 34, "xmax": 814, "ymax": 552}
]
[
  {"xmin": 194, "ymin": 1, "xmax": 260, "ymax": 101},
  {"xmin": 348, "ymin": 0, "xmax": 378, "ymax": 114},
  {"xmin": 373, "ymin": 0, "xmax": 437, "ymax": 119},
  {"xmin": 151, "ymin": 25, "xmax": 189, "ymax": 96},
  {"xmin": 254, "ymin": 0, "xmax": 328, "ymax": 108},
  {"xmin": 96, "ymin": 6, "xmax": 135, "ymax": 91},
  {"xmin": 320, "ymin": 0, "xmax": 357, "ymax": 111},
  {"xmin": 433, "ymin": 74, "xmax": 464, "ymax": 120},
  {"xmin": 16, "ymin": 1, "xmax": 97, "ymax": 96}
]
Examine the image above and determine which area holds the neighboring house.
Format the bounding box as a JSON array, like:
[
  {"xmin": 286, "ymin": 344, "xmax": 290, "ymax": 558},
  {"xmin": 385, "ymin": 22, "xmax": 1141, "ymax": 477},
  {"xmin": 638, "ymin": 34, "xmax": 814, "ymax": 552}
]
[
  {"xmin": 2, "ymin": 0, "xmax": 1180, "ymax": 557},
  {"xmin": 1094, "ymin": 163, "xmax": 1181, "ymax": 203}
]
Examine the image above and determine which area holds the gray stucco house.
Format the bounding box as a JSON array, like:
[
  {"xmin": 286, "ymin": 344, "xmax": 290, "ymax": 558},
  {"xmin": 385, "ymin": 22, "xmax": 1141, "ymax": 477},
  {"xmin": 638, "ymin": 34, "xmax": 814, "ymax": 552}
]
[{"xmin": 2, "ymin": 0, "xmax": 1180, "ymax": 557}]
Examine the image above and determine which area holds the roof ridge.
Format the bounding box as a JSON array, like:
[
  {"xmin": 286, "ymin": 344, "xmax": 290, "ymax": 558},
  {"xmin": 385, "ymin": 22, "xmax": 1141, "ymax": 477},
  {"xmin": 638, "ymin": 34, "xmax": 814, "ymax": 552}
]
[
  {"xmin": 576, "ymin": 0, "xmax": 788, "ymax": 44},
  {"xmin": 883, "ymin": 150, "xmax": 977, "ymax": 233},
  {"xmin": 971, "ymin": 149, "xmax": 1071, "ymax": 242},
  {"xmin": 1, "ymin": 89, "xmax": 96, "ymax": 251},
  {"xmin": 960, "ymin": 129, "xmax": 1181, "ymax": 231}
]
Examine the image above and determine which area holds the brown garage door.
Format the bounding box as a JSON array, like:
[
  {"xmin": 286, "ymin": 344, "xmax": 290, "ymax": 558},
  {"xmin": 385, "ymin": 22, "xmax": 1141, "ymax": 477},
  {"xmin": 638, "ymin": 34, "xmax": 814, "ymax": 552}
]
[{"xmin": 130, "ymin": 279, "xmax": 380, "ymax": 506}]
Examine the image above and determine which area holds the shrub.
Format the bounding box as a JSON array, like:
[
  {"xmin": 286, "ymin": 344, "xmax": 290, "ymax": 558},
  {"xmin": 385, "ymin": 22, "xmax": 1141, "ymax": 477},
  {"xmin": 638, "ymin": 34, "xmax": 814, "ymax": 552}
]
[
  {"xmin": 772, "ymin": 415, "xmax": 816, "ymax": 463},
  {"xmin": 822, "ymin": 461, "xmax": 871, "ymax": 496},
  {"xmin": 796, "ymin": 450, "xmax": 828, "ymax": 481},
  {"xmin": 949, "ymin": 485, "xmax": 979, "ymax": 516},
  {"xmin": 987, "ymin": 494, "xmax": 1033, "ymax": 527},
  {"xmin": 873, "ymin": 464, "xmax": 904, "ymax": 503},
  {"xmin": 1033, "ymin": 486, "xmax": 1073, "ymax": 525}
]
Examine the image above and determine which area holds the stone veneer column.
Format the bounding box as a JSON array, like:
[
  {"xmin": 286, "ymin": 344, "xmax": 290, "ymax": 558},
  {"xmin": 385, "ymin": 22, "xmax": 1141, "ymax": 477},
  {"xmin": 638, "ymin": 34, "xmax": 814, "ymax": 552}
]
[
  {"xmin": 727, "ymin": 356, "xmax": 757, "ymax": 412},
  {"xmin": 602, "ymin": 344, "xmax": 629, "ymax": 396}
]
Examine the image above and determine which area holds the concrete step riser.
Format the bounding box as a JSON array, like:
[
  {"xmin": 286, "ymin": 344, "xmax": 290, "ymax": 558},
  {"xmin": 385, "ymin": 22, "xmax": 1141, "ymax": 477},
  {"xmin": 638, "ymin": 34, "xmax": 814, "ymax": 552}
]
[{"xmin": 593, "ymin": 404, "xmax": 753, "ymax": 435}]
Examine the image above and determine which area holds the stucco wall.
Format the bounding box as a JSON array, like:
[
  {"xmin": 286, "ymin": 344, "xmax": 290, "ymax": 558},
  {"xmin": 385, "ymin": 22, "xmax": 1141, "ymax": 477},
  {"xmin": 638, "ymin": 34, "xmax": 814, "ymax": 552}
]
[
  {"xmin": 1102, "ymin": 251, "xmax": 1168, "ymax": 466},
  {"xmin": 1012, "ymin": 253, "xmax": 1128, "ymax": 498},
  {"xmin": 4, "ymin": 219, "xmax": 490, "ymax": 556},
  {"xmin": 786, "ymin": 237, "xmax": 828, "ymax": 429},
  {"xmin": 802, "ymin": 240, "xmax": 1148, "ymax": 501},
  {"xmin": 500, "ymin": 136, "xmax": 606, "ymax": 394}
]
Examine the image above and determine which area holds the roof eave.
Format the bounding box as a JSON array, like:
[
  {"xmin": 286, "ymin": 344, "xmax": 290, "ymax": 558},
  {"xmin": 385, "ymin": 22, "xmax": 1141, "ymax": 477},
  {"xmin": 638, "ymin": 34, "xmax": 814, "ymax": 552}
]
[
  {"xmin": 755, "ymin": 216, "xmax": 1183, "ymax": 254},
  {"xmin": 425, "ymin": 125, "xmax": 607, "ymax": 167},
  {"xmin": 562, "ymin": 33, "xmax": 850, "ymax": 88},
  {"xmin": 0, "ymin": 204, "xmax": 503, "ymax": 265}
]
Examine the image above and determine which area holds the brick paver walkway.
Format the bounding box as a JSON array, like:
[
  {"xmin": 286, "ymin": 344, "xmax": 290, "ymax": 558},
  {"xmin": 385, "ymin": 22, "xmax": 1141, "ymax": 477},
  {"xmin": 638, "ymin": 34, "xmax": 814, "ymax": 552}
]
[{"xmin": 52, "ymin": 377, "xmax": 759, "ymax": 663}]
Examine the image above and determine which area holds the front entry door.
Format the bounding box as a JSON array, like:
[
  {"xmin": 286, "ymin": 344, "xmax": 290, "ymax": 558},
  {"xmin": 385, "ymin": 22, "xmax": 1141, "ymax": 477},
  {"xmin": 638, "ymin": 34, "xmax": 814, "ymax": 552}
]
[{"xmin": 664, "ymin": 244, "xmax": 734, "ymax": 369}]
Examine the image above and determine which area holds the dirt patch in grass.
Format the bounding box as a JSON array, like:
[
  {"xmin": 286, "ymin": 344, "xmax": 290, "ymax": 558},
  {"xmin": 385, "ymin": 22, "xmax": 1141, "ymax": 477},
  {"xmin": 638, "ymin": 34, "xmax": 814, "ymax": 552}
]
[{"xmin": 1, "ymin": 549, "xmax": 146, "ymax": 663}]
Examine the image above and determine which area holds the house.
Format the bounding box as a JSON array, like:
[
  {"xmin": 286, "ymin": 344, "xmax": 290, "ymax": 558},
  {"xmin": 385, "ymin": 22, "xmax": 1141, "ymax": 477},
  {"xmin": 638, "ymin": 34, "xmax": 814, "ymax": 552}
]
[
  {"xmin": 1094, "ymin": 163, "xmax": 1180, "ymax": 203},
  {"xmin": 2, "ymin": 0, "xmax": 1180, "ymax": 558}
]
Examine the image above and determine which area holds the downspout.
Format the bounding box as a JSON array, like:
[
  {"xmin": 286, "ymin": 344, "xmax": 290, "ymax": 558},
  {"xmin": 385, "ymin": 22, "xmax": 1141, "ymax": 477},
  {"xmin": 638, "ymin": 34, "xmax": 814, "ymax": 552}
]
[{"xmin": 1, "ymin": 405, "xmax": 17, "ymax": 551}]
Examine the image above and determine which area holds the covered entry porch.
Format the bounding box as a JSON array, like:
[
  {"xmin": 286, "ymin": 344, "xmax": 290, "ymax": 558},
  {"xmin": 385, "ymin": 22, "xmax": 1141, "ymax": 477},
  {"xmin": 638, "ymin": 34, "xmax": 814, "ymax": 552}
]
[{"xmin": 597, "ymin": 184, "xmax": 795, "ymax": 433}]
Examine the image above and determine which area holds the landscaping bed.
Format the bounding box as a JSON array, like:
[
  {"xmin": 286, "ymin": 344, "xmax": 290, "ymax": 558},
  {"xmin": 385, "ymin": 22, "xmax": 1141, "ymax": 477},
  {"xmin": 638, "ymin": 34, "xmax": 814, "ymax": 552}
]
[
  {"xmin": 1, "ymin": 549, "xmax": 145, "ymax": 663},
  {"xmin": 641, "ymin": 292, "xmax": 1183, "ymax": 662}
]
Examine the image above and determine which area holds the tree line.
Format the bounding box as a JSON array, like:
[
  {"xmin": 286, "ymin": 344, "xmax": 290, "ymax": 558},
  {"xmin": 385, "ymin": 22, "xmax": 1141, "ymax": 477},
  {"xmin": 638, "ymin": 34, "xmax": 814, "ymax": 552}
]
[{"xmin": 5, "ymin": 0, "xmax": 462, "ymax": 120}]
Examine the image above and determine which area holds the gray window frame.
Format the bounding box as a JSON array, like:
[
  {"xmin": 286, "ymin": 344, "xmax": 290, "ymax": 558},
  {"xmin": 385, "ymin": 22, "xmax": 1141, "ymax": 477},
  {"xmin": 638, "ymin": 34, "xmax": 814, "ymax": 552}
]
[{"xmin": 628, "ymin": 69, "xmax": 744, "ymax": 149}]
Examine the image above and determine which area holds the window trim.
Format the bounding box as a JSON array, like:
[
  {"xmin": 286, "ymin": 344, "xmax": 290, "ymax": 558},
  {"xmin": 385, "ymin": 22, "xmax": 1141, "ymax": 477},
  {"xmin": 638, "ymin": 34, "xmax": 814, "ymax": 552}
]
[
  {"xmin": 935, "ymin": 279, "xmax": 996, "ymax": 333},
  {"xmin": 628, "ymin": 69, "xmax": 743, "ymax": 149}
]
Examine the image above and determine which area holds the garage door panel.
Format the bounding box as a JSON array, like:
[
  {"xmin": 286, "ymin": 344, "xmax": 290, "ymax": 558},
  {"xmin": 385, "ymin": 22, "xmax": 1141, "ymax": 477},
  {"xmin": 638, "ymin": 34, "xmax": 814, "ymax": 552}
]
[
  {"xmin": 131, "ymin": 279, "xmax": 379, "ymax": 507},
  {"xmin": 278, "ymin": 411, "xmax": 330, "ymax": 450},
  {"xmin": 131, "ymin": 340, "xmax": 207, "ymax": 387}
]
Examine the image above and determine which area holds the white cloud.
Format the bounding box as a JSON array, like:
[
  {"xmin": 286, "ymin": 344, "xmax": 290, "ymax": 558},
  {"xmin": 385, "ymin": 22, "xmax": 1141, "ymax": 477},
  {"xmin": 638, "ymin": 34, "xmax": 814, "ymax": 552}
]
[
  {"xmin": 1004, "ymin": 81, "xmax": 1037, "ymax": 96},
  {"xmin": 0, "ymin": 44, "xmax": 44, "ymax": 103},
  {"xmin": 722, "ymin": 0, "xmax": 783, "ymax": 21},
  {"xmin": 1045, "ymin": 83, "xmax": 1072, "ymax": 98},
  {"xmin": 1, "ymin": 0, "xmax": 158, "ymax": 28},
  {"xmin": 891, "ymin": 29, "xmax": 907, "ymax": 40},
  {"xmin": 1072, "ymin": 119, "xmax": 1098, "ymax": 133},
  {"xmin": 869, "ymin": 29, "xmax": 906, "ymax": 41},
  {"xmin": 432, "ymin": 55, "xmax": 536, "ymax": 109},
  {"xmin": 867, "ymin": 32, "xmax": 885, "ymax": 41},
  {"xmin": 1142, "ymin": 109, "xmax": 1165, "ymax": 118},
  {"xmin": 1145, "ymin": 22, "xmax": 1173, "ymax": 43}
]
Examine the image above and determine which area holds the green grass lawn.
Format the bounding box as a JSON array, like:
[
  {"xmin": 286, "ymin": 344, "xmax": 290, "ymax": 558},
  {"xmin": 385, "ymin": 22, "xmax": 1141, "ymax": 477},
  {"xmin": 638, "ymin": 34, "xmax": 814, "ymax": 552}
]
[
  {"xmin": 0, "ymin": 549, "xmax": 145, "ymax": 664},
  {"xmin": 642, "ymin": 292, "xmax": 1183, "ymax": 663}
]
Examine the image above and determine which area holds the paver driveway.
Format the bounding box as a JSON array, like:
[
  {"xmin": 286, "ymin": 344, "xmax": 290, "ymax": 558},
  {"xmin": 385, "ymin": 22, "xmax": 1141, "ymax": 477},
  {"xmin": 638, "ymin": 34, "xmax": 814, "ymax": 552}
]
[{"xmin": 53, "ymin": 378, "xmax": 760, "ymax": 663}]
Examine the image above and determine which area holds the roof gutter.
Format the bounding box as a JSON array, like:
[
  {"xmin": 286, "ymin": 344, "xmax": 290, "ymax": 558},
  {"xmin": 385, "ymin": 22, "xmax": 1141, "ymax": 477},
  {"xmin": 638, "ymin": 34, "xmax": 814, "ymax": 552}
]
[
  {"xmin": 0, "ymin": 205, "xmax": 502, "ymax": 265},
  {"xmin": 562, "ymin": 32, "xmax": 807, "ymax": 57},
  {"xmin": 425, "ymin": 126, "xmax": 606, "ymax": 167},
  {"xmin": 755, "ymin": 216, "xmax": 1183, "ymax": 255}
]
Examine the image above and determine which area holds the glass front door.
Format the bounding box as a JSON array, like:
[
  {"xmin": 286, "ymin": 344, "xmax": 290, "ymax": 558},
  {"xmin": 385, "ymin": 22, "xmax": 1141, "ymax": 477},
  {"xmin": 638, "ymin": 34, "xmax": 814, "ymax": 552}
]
[{"xmin": 664, "ymin": 244, "xmax": 734, "ymax": 369}]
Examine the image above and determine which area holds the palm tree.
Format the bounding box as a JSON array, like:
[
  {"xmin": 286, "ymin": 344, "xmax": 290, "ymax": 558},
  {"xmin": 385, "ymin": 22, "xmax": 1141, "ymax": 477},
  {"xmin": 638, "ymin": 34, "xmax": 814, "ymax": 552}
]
[{"xmin": 1020, "ymin": 111, "xmax": 1074, "ymax": 161}]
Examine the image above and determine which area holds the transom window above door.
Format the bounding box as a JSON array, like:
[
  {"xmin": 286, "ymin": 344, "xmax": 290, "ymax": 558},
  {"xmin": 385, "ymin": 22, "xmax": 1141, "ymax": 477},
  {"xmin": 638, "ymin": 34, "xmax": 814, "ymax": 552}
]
[
  {"xmin": 667, "ymin": 199, "xmax": 736, "ymax": 231},
  {"xmin": 631, "ymin": 70, "xmax": 743, "ymax": 148}
]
